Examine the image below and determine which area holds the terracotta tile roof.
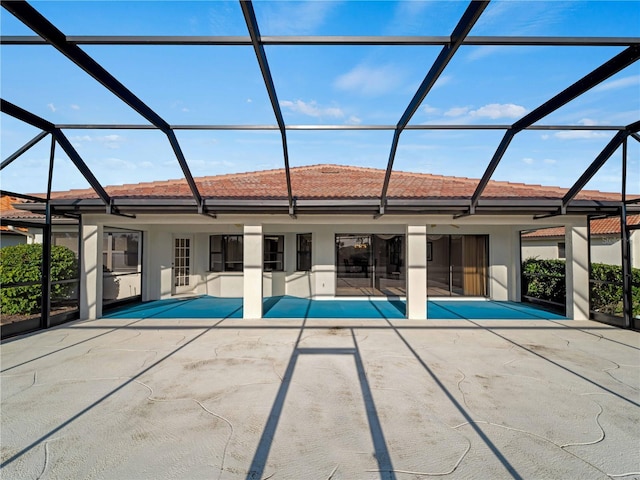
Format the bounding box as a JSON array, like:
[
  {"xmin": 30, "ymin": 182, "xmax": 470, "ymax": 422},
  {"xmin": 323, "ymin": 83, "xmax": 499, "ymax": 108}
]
[
  {"xmin": 0, "ymin": 195, "xmax": 41, "ymax": 230},
  {"xmin": 47, "ymin": 164, "xmax": 624, "ymax": 202},
  {"xmin": 522, "ymin": 214, "xmax": 640, "ymax": 238}
]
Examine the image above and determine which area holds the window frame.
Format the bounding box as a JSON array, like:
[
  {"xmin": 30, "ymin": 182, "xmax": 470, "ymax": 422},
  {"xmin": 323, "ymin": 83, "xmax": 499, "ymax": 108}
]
[
  {"xmin": 102, "ymin": 231, "xmax": 142, "ymax": 274},
  {"xmin": 263, "ymin": 234, "xmax": 285, "ymax": 272},
  {"xmin": 296, "ymin": 233, "xmax": 312, "ymax": 272},
  {"xmin": 557, "ymin": 241, "xmax": 566, "ymax": 259},
  {"xmin": 209, "ymin": 234, "xmax": 244, "ymax": 272}
]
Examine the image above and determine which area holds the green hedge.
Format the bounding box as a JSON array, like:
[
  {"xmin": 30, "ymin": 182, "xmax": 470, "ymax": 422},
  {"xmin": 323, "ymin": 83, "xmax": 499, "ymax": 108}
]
[
  {"xmin": 591, "ymin": 262, "xmax": 640, "ymax": 317},
  {"xmin": 0, "ymin": 243, "xmax": 78, "ymax": 315},
  {"xmin": 521, "ymin": 258, "xmax": 566, "ymax": 305},
  {"xmin": 522, "ymin": 257, "xmax": 640, "ymax": 317}
]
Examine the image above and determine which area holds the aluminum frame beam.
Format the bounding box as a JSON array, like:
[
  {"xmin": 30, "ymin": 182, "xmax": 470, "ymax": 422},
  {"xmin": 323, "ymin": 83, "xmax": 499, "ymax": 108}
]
[
  {"xmin": 0, "ymin": 189, "xmax": 46, "ymax": 202},
  {"xmin": 379, "ymin": 0, "xmax": 489, "ymax": 214},
  {"xmin": 1, "ymin": 0, "xmax": 203, "ymax": 210},
  {"xmin": 240, "ymin": 0, "xmax": 294, "ymax": 216},
  {"xmin": 467, "ymin": 45, "xmax": 640, "ymax": 215},
  {"xmin": 16, "ymin": 197, "xmax": 629, "ymax": 218},
  {"xmin": 561, "ymin": 120, "xmax": 640, "ymax": 212},
  {"xmin": 0, "ymin": 98, "xmax": 111, "ymax": 207},
  {"xmin": 50, "ymin": 123, "xmax": 631, "ymax": 131},
  {"xmin": 2, "ymin": 35, "xmax": 638, "ymax": 47},
  {"xmin": 1, "ymin": 130, "xmax": 48, "ymax": 170}
]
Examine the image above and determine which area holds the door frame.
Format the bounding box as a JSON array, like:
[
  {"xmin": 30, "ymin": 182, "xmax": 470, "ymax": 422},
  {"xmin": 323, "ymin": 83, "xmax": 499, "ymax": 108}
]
[
  {"xmin": 335, "ymin": 233, "xmax": 406, "ymax": 296},
  {"xmin": 172, "ymin": 235, "xmax": 194, "ymax": 295}
]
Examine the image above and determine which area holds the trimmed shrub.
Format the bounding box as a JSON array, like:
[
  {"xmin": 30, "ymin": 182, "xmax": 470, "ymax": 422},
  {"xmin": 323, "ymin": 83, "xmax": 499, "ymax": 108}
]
[
  {"xmin": 0, "ymin": 243, "xmax": 78, "ymax": 315},
  {"xmin": 522, "ymin": 257, "xmax": 640, "ymax": 317},
  {"xmin": 591, "ymin": 262, "xmax": 640, "ymax": 317},
  {"xmin": 521, "ymin": 257, "xmax": 566, "ymax": 305}
]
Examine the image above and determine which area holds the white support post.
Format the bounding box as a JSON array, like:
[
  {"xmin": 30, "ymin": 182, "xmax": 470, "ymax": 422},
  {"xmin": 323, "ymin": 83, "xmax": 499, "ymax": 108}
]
[
  {"xmin": 566, "ymin": 221, "xmax": 590, "ymax": 320},
  {"xmin": 510, "ymin": 227, "xmax": 522, "ymax": 302},
  {"xmin": 243, "ymin": 224, "xmax": 263, "ymax": 319},
  {"xmin": 80, "ymin": 222, "xmax": 103, "ymax": 320},
  {"xmin": 406, "ymin": 224, "xmax": 427, "ymax": 319}
]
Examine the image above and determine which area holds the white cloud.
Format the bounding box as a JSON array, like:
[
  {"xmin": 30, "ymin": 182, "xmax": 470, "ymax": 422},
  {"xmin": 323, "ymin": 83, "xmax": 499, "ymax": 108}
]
[
  {"xmin": 473, "ymin": 1, "xmax": 573, "ymax": 38},
  {"xmin": 578, "ymin": 118, "xmax": 598, "ymax": 126},
  {"xmin": 470, "ymin": 103, "xmax": 526, "ymax": 119},
  {"xmin": 246, "ymin": 98, "xmax": 252, "ymax": 103},
  {"xmin": 433, "ymin": 75, "xmax": 452, "ymax": 89},
  {"xmin": 69, "ymin": 134, "xmax": 126, "ymax": 149},
  {"xmin": 593, "ymin": 75, "xmax": 640, "ymax": 92},
  {"xmin": 443, "ymin": 103, "xmax": 526, "ymax": 121},
  {"xmin": 261, "ymin": 1, "xmax": 335, "ymax": 34},
  {"xmin": 444, "ymin": 106, "xmax": 470, "ymax": 117},
  {"xmin": 422, "ymin": 104, "xmax": 440, "ymax": 115},
  {"xmin": 347, "ymin": 115, "xmax": 362, "ymax": 125},
  {"xmin": 334, "ymin": 64, "xmax": 404, "ymax": 95},
  {"xmin": 70, "ymin": 104, "xmax": 80, "ymax": 110},
  {"xmin": 467, "ymin": 46, "xmax": 502, "ymax": 61},
  {"xmin": 104, "ymin": 157, "xmax": 135, "ymax": 169},
  {"xmin": 280, "ymin": 99, "xmax": 344, "ymax": 119},
  {"xmin": 139, "ymin": 161, "xmax": 154, "ymax": 168},
  {"xmin": 524, "ymin": 157, "xmax": 557, "ymax": 165},
  {"xmin": 189, "ymin": 159, "xmax": 236, "ymax": 170},
  {"xmin": 554, "ymin": 131, "xmax": 609, "ymax": 140},
  {"xmin": 47, "ymin": 103, "xmax": 56, "ymax": 112}
]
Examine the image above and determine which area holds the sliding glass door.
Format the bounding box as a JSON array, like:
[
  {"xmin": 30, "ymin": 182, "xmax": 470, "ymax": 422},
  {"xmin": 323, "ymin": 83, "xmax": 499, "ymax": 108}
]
[
  {"xmin": 427, "ymin": 234, "xmax": 488, "ymax": 297},
  {"xmin": 336, "ymin": 234, "xmax": 405, "ymax": 296}
]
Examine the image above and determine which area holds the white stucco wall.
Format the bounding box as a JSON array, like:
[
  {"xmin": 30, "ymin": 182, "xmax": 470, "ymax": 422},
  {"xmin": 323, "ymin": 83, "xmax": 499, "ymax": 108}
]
[
  {"xmin": 566, "ymin": 222, "xmax": 590, "ymax": 320},
  {"xmin": 521, "ymin": 240, "xmax": 563, "ymax": 261},
  {"xmin": 0, "ymin": 233, "xmax": 27, "ymax": 248},
  {"xmin": 80, "ymin": 222, "xmax": 103, "ymax": 320},
  {"xmin": 522, "ymin": 232, "xmax": 638, "ymax": 268},
  {"xmin": 103, "ymin": 272, "xmax": 141, "ymax": 301},
  {"xmin": 77, "ymin": 212, "xmax": 595, "ymax": 319},
  {"xmin": 407, "ymin": 224, "xmax": 427, "ymax": 319}
]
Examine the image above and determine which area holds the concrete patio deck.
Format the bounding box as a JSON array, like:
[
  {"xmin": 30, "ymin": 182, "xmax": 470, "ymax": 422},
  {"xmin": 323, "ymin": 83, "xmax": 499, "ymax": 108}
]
[{"xmin": 1, "ymin": 317, "xmax": 638, "ymax": 479}]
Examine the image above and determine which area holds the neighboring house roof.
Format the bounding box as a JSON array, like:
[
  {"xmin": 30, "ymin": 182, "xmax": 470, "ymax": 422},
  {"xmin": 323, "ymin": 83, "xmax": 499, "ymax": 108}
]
[
  {"xmin": 46, "ymin": 164, "xmax": 623, "ymax": 201},
  {"xmin": 0, "ymin": 196, "xmax": 33, "ymax": 232},
  {"xmin": 522, "ymin": 215, "xmax": 640, "ymax": 238},
  {"xmin": 0, "ymin": 195, "xmax": 72, "ymax": 225}
]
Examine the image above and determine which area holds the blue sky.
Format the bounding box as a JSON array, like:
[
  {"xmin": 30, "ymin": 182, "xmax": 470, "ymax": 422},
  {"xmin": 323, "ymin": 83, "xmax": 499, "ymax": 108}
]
[{"xmin": 1, "ymin": 0, "xmax": 639, "ymax": 196}]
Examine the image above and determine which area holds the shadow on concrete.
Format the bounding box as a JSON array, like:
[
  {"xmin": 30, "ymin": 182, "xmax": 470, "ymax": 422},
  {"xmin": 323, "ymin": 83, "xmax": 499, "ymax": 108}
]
[
  {"xmin": 383, "ymin": 318, "xmax": 524, "ymax": 480},
  {"xmin": 547, "ymin": 319, "xmax": 640, "ymax": 350},
  {"xmin": 246, "ymin": 320, "xmax": 396, "ymax": 480},
  {"xmin": 0, "ymin": 318, "xmax": 146, "ymax": 373},
  {"xmin": 467, "ymin": 319, "xmax": 640, "ymax": 408},
  {"xmin": 0, "ymin": 305, "xmax": 242, "ymax": 470},
  {"xmin": 3, "ymin": 314, "xmax": 636, "ymax": 477}
]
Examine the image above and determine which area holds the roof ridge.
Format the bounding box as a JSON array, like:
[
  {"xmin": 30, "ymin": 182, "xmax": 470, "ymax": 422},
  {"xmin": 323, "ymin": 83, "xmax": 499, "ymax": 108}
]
[{"xmin": 40, "ymin": 163, "xmax": 626, "ymax": 199}]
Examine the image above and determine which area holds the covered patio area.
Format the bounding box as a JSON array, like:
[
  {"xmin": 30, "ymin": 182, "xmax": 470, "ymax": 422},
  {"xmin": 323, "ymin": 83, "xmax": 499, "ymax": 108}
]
[{"xmin": 1, "ymin": 316, "xmax": 637, "ymax": 479}]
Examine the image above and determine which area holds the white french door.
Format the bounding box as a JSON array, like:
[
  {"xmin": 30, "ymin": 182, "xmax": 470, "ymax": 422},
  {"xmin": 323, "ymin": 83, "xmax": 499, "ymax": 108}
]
[{"xmin": 172, "ymin": 236, "xmax": 193, "ymax": 295}]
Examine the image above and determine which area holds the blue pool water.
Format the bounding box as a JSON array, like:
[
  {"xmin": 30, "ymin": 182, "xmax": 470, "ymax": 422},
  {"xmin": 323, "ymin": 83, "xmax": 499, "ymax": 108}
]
[{"xmin": 103, "ymin": 295, "xmax": 566, "ymax": 320}]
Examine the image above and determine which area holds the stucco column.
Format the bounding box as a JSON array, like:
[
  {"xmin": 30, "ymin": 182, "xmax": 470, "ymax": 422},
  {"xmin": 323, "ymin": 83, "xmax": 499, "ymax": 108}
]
[
  {"xmin": 80, "ymin": 222, "xmax": 103, "ymax": 320},
  {"xmin": 314, "ymin": 229, "xmax": 335, "ymax": 298},
  {"xmin": 510, "ymin": 227, "xmax": 522, "ymax": 302},
  {"xmin": 566, "ymin": 221, "xmax": 589, "ymax": 320},
  {"xmin": 406, "ymin": 224, "xmax": 427, "ymax": 319},
  {"xmin": 142, "ymin": 228, "xmax": 173, "ymax": 301},
  {"xmin": 243, "ymin": 224, "xmax": 263, "ymax": 319}
]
